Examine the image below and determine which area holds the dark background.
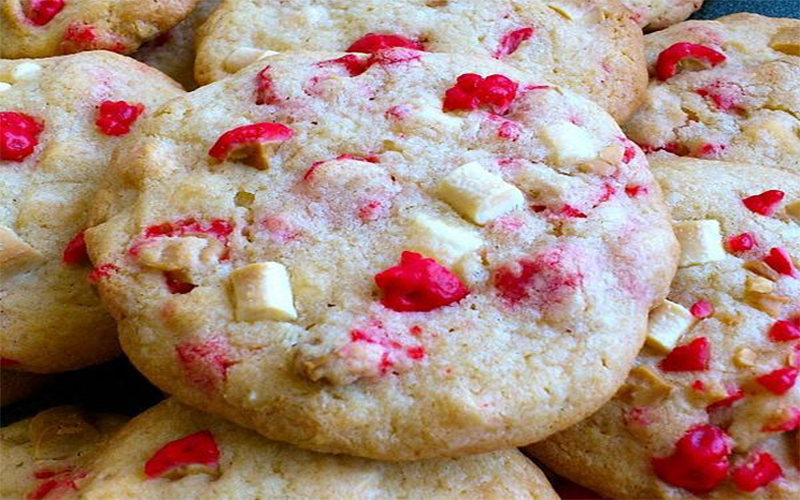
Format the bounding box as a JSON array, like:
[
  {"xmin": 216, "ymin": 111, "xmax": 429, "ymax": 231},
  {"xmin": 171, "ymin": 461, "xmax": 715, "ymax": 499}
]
[
  {"xmin": 693, "ymin": 0, "xmax": 799, "ymax": 19},
  {"xmin": 1, "ymin": 0, "xmax": 799, "ymax": 427}
]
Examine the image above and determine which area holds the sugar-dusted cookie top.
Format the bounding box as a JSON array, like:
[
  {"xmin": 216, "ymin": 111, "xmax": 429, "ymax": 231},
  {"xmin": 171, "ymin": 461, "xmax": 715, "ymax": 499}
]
[
  {"xmin": 625, "ymin": 14, "xmax": 800, "ymax": 172},
  {"xmin": 530, "ymin": 157, "xmax": 800, "ymax": 499},
  {"xmin": 86, "ymin": 50, "xmax": 677, "ymax": 459},
  {"xmin": 0, "ymin": 406, "xmax": 127, "ymax": 500},
  {"xmin": 194, "ymin": 0, "xmax": 646, "ymax": 122},
  {"xmin": 77, "ymin": 398, "xmax": 558, "ymax": 500},
  {"xmin": 0, "ymin": 0, "xmax": 200, "ymax": 59},
  {"xmin": 0, "ymin": 52, "xmax": 184, "ymax": 373}
]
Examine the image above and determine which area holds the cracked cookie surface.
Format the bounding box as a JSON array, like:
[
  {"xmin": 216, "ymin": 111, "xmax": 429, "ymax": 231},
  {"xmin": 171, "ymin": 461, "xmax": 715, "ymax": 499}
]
[
  {"xmin": 529, "ymin": 157, "xmax": 800, "ymax": 499},
  {"xmin": 86, "ymin": 50, "xmax": 677, "ymax": 460},
  {"xmin": 0, "ymin": 52, "xmax": 183, "ymax": 373},
  {"xmin": 77, "ymin": 398, "xmax": 558, "ymax": 500},
  {"xmin": 624, "ymin": 14, "xmax": 800, "ymax": 173},
  {"xmin": 194, "ymin": 0, "xmax": 646, "ymax": 122},
  {"xmin": 0, "ymin": 0, "xmax": 200, "ymax": 59},
  {"xmin": 0, "ymin": 406, "xmax": 127, "ymax": 500}
]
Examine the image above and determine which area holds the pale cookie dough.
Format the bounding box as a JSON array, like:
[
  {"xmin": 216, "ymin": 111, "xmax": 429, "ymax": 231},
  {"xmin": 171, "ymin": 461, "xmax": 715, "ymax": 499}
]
[
  {"xmin": 132, "ymin": 0, "xmax": 221, "ymax": 89},
  {"xmin": 622, "ymin": 0, "xmax": 703, "ymax": 31},
  {"xmin": 0, "ymin": 52, "xmax": 184, "ymax": 373},
  {"xmin": 529, "ymin": 157, "xmax": 800, "ymax": 499},
  {"xmin": 0, "ymin": 0, "xmax": 200, "ymax": 59},
  {"xmin": 624, "ymin": 14, "xmax": 800, "ymax": 172},
  {"xmin": 85, "ymin": 50, "xmax": 677, "ymax": 460},
  {"xmin": 0, "ymin": 406, "xmax": 127, "ymax": 500},
  {"xmin": 194, "ymin": 0, "xmax": 647, "ymax": 122},
  {"xmin": 77, "ymin": 398, "xmax": 559, "ymax": 500}
]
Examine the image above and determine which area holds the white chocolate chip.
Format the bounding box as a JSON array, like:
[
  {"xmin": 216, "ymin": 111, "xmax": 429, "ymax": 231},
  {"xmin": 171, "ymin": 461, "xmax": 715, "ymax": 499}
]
[
  {"xmin": 770, "ymin": 26, "xmax": 800, "ymax": 56},
  {"xmin": 224, "ymin": 47, "xmax": 279, "ymax": 73},
  {"xmin": 786, "ymin": 200, "xmax": 800, "ymax": 223},
  {"xmin": 646, "ymin": 300, "xmax": 697, "ymax": 353},
  {"xmin": 231, "ymin": 262, "xmax": 297, "ymax": 322},
  {"xmin": 618, "ymin": 366, "xmax": 674, "ymax": 405},
  {"xmin": 733, "ymin": 347, "xmax": 757, "ymax": 368},
  {"xmin": 745, "ymin": 120, "xmax": 800, "ymax": 154},
  {"xmin": 413, "ymin": 105, "xmax": 462, "ymax": 129},
  {"xmin": 0, "ymin": 82, "xmax": 11, "ymax": 92},
  {"xmin": 438, "ymin": 161, "xmax": 525, "ymax": 225},
  {"xmin": 0, "ymin": 226, "xmax": 43, "ymax": 278},
  {"xmin": 136, "ymin": 236, "xmax": 224, "ymax": 272},
  {"xmin": 746, "ymin": 275, "xmax": 775, "ymax": 294},
  {"xmin": 673, "ymin": 220, "xmax": 726, "ymax": 267},
  {"xmin": 391, "ymin": 104, "xmax": 462, "ymax": 138},
  {"xmin": 407, "ymin": 214, "xmax": 482, "ymax": 268},
  {"xmin": 11, "ymin": 62, "xmax": 42, "ymax": 82},
  {"xmin": 541, "ymin": 122, "xmax": 600, "ymax": 166},
  {"xmin": 452, "ymin": 251, "xmax": 489, "ymax": 287}
]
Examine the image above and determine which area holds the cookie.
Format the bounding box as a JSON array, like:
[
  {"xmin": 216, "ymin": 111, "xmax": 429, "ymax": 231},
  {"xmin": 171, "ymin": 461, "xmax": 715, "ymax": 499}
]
[
  {"xmin": 194, "ymin": 0, "xmax": 647, "ymax": 122},
  {"xmin": 0, "ymin": 406, "xmax": 127, "ymax": 500},
  {"xmin": 132, "ymin": 0, "xmax": 221, "ymax": 90},
  {"xmin": 528, "ymin": 157, "xmax": 800, "ymax": 499},
  {"xmin": 0, "ymin": 52, "xmax": 184, "ymax": 373},
  {"xmin": 622, "ymin": 0, "xmax": 704, "ymax": 31},
  {"xmin": 0, "ymin": 369, "xmax": 50, "ymax": 406},
  {"xmin": 624, "ymin": 14, "xmax": 800, "ymax": 172},
  {"xmin": 85, "ymin": 50, "xmax": 678, "ymax": 459},
  {"xmin": 0, "ymin": 0, "xmax": 200, "ymax": 59},
  {"xmin": 75, "ymin": 398, "xmax": 558, "ymax": 500}
]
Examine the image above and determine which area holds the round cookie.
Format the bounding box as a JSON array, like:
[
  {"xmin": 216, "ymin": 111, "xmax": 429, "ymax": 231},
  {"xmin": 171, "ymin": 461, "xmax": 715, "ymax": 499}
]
[
  {"xmin": 624, "ymin": 14, "xmax": 800, "ymax": 172},
  {"xmin": 0, "ymin": 369, "xmax": 50, "ymax": 406},
  {"xmin": 529, "ymin": 157, "xmax": 800, "ymax": 499},
  {"xmin": 194, "ymin": 0, "xmax": 647, "ymax": 122},
  {"xmin": 132, "ymin": 0, "xmax": 221, "ymax": 90},
  {"xmin": 85, "ymin": 50, "xmax": 678, "ymax": 460},
  {"xmin": 622, "ymin": 0, "xmax": 703, "ymax": 30},
  {"xmin": 0, "ymin": 406, "xmax": 127, "ymax": 500},
  {"xmin": 78, "ymin": 398, "xmax": 558, "ymax": 500},
  {"xmin": 0, "ymin": 52, "xmax": 184, "ymax": 373},
  {"xmin": 0, "ymin": 0, "xmax": 200, "ymax": 59}
]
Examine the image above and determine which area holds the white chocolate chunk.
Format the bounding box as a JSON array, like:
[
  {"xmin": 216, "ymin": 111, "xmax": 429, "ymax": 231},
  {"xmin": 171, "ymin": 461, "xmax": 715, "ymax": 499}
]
[
  {"xmin": 746, "ymin": 275, "xmax": 775, "ymax": 294},
  {"xmin": 646, "ymin": 300, "xmax": 697, "ymax": 353},
  {"xmin": 387, "ymin": 102, "xmax": 462, "ymax": 138},
  {"xmin": 231, "ymin": 262, "xmax": 297, "ymax": 322},
  {"xmin": 770, "ymin": 26, "xmax": 800, "ymax": 56},
  {"xmin": 403, "ymin": 105, "xmax": 462, "ymax": 137},
  {"xmin": 786, "ymin": 200, "xmax": 800, "ymax": 223},
  {"xmin": 745, "ymin": 120, "xmax": 800, "ymax": 154},
  {"xmin": 541, "ymin": 122, "xmax": 600, "ymax": 165},
  {"xmin": 0, "ymin": 82, "xmax": 11, "ymax": 92},
  {"xmin": 136, "ymin": 236, "xmax": 224, "ymax": 272},
  {"xmin": 438, "ymin": 162, "xmax": 524, "ymax": 225},
  {"xmin": 407, "ymin": 214, "xmax": 482, "ymax": 268},
  {"xmin": 224, "ymin": 47, "xmax": 279, "ymax": 73},
  {"xmin": 11, "ymin": 62, "xmax": 41, "ymax": 82},
  {"xmin": 674, "ymin": 220, "xmax": 726, "ymax": 267},
  {"xmin": 0, "ymin": 226, "xmax": 43, "ymax": 278}
]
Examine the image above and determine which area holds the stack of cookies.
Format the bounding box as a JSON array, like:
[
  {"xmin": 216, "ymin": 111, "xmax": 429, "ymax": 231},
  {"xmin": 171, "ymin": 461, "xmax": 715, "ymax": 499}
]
[{"xmin": 1, "ymin": 1, "xmax": 798, "ymax": 498}]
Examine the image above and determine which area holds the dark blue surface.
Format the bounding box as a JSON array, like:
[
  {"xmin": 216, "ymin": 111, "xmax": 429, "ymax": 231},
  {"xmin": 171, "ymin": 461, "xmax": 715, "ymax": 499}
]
[{"xmin": 692, "ymin": 0, "xmax": 800, "ymax": 19}]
